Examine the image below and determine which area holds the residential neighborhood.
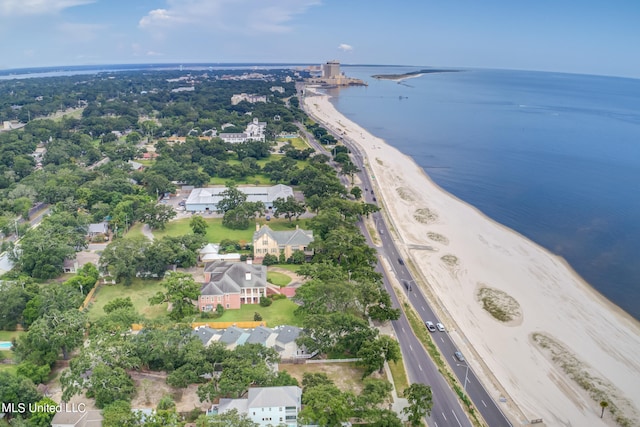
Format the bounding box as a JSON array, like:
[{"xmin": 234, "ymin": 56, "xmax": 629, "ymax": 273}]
[{"xmin": 0, "ymin": 66, "xmax": 412, "ymax": 427}]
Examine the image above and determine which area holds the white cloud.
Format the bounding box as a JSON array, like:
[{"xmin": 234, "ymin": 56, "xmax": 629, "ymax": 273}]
[
  {"xmin": 338, "ymin": 43, "xmax": 353, "ymax": 52},
  {"xmin": 139, "ymin": 0, "xmax": 320, "ymax": 35},
  {"xmin": 0, "ymin": 0, "xmax": 94, "ymax": 16}
]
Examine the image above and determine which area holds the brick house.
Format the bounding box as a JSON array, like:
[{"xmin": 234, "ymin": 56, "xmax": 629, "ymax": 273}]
[{"xmin": 199, "ymin": 260, "xmax": 267, "ymax": 311}]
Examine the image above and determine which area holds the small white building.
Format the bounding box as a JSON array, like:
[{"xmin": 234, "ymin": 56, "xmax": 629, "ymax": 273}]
[{"xmin": 231, "ymin": 93, "xmax": 267, "ymax": 105}]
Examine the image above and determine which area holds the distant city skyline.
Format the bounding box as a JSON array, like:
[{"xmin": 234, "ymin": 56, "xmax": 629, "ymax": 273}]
[{"xmin": 1, "ymin": 0, "xmax": 639, "ymax": 79}]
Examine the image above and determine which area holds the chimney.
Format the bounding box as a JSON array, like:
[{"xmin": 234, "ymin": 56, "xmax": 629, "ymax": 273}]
[{"xmin": 245, "ymin": 272, "xmax": 251, "ymax": 281}]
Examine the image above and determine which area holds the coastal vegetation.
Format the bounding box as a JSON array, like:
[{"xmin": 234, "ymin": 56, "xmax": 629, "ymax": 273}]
[
  {"xmin": 427, "ymin": 231, "xmax": 449, "ymax": 244},
  {"xmin": 532, "ymin": 332, "xmax": 636, "ymax": 427},
  {"xmin": 477, "ymin": 287, "xmax": 521, "ymax": 323},
  {"xmin": 414, "ymin": 207, "xmax": 438, "ymax": 224}
]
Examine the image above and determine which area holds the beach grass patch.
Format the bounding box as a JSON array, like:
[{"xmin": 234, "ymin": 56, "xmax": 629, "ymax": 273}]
[
  {"xmin": 414, "ymin": 208, "xmax": 438, "ymax": 224},
  {"xmin": 532, "ymin": 333, "xmax": 636, "ymax": 427},
  {"xmin": 396, "ymin": 187, "xmax": 415, "ymax": 202},
  {"xmin": 376, "ymin": 158, "xmax": 383, "ymax": 165},
  {"xmin": 477, "ymin": 287, "xmax": 521, "ymax": 323},
  {"xmin": 427, "ymin": 232, "xmax": 449, "ymax": 245},
  {"xmin": 441, "ymin": 254, "xmax": 459, "ymax": 268}
]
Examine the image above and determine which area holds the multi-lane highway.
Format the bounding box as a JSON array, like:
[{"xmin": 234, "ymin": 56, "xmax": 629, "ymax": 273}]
[{"xmin": 301, "ymin": 91, "xmax": 514, "ymax": 427}]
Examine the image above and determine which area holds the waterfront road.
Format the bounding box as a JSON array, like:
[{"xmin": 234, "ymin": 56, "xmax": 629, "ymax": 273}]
[{"xmin": 301, "ymin": 92, "xmax": 513, "ymax": 427}]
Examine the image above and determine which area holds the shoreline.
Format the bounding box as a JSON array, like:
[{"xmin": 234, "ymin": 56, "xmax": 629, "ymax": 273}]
[{"xmin": 302, "ymin": 88, "xmax": 640, "ymax": 425}]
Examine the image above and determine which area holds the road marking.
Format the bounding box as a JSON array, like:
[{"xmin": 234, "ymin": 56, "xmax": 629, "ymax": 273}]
[
  {"xmin": 409, "ymin": 344, "xmax": 413, "ymax": 351},
  {"xmin": 441, "ymin": 412, "xmax": 447, "ymax": 421},
  {"xmin": 440, "ymin": 337, "xmax": 445, "ymax": 343},
  {"xmin": 418, "ymin": 364, "xmax": 423, "ymax": 371},
  {"xmin": 401, "ymin": 327, "xmax": 406, "ymax": 333},
  {"xmin": 481, "ymin": 399, "xmax": 487, "ymax": 407},
  {"xmin": 421, "ymin": 305, "xmax": 425, "ymax": 311},
  {"xmin": 452, "ymin": 410, "xmax": 462, "ymax": 427}
]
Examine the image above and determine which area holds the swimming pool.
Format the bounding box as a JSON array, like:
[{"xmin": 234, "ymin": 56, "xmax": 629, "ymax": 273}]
[{"xmin": 0, "ymin": 341, "xmax": 12, "ymax": 350}]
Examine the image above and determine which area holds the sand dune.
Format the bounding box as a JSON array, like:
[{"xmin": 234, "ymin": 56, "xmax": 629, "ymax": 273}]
[{"xmin": 303, "ymin": 89, "xmax": 640, "ymax": 426}]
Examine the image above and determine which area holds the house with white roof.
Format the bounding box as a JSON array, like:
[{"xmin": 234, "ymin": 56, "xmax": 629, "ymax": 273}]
[
  {"xmin": 212, "ymin": 386, "xmax": 302, "ymax": 427},
  {"xmin": 185, "ymin": 184, "xmax": 293, "ymax": 213},
  {"xmin": 199, "ymin": 243, "xmax": 241, "ymax": 263},
  {"xmin": 219, "ymin": 118, "xmax": 267, "ymax": 143}
]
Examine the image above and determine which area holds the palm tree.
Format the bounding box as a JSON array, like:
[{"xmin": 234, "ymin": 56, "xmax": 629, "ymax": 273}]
[{"xmin": 600, "ymin": 400, "xmax": 609, "ymax": 418}]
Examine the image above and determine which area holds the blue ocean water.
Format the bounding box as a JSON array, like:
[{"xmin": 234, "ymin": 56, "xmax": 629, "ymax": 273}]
[{"xmin": 330, "ymin": 66, "xmax": 640, "ymax": 320}]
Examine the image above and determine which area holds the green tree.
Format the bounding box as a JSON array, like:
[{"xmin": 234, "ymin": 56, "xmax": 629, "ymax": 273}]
[
  {"xmin": 190, "ymin": 215, "xmax": 209, "ymax": 235},
  {"xmin": 299, "ymin": 382, "xmax": 354, "ymax": 427},
  {"xmin": 102, "ymin": 400, "xmax": 137, "ymax": 427},
  {"xmin": 357, "ymin": 336, "xmax": 401, "ymax": 378},
  {"xmin": 103, "ymin": 297, "xmax": 134, "ymax": 314},
  {"xmin": 140, "ymin": 203, "xmax": 176, "ymax": 230},
  {"xmin": 0, "ymin": 372, "xmax": 42, "ymax": 421},
  {"xmin": 0, "ymin": 280, "xmax": 32, "ymax": 330},
  {"xmin": 216, "ymin": 185, "xmax": 247, "ymax": 213},
  {"xmin": 15, "ymin": 309, "xmax": 86, "ymax": 363},
  {"xmin": 149, "ymin": 272, "xmax": 200, "ymax": 321},
  {"xmin": 195, "ymin": 409, "xmax": 258, "ymax": 427},
  {"xmin": 99, "ymin": 236, "xmax": 149, "ymax": 284},
  {"xmin": 87, "ymin": 364, "xmax": 136, "ymax": 408},
  {"xmin": 350, "ymin": 186, "xmax": 363, "ymax": 200},
  {"xmin": 402, "ymin": 383, "xmax": 434, "ymax": 426},
  {"xmin": 600, "ymin": 400, "xmax": 608, "ymax": 418},
  {"xmin": 272, "ymin": 196, "xmax": 306, "ymax": 222},
  {"xmin": 28, "ymin": 397, "xmax": 58, "ymax": 427},
  {"xmin": 222, "ymin": 202, "xmax": 264, "ymax": 230}
]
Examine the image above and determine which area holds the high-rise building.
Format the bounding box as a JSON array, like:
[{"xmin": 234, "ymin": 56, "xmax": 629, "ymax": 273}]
[{"xmin": 322, "ymin": 60, "xmax": 341, "ymax": 78}]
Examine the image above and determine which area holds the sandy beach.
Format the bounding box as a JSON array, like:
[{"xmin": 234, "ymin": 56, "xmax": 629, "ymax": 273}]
[{"xmin": 303, "ymin": 89, "xmax": 640, "ymax": 426}]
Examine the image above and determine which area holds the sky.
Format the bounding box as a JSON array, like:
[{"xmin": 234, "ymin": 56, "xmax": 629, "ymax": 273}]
[{"xmin": 0, "ymin": 0, "xmax": 639, "ymax": 78}]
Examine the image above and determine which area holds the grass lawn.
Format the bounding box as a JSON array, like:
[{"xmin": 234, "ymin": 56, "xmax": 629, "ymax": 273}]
[
  {"xmin": 281, "ymin": 137, "xmax": 310, "ymax": 150},
  {"xmin": 147, "ymin": 217, "xmax": 311, "ymax": 245},
  {"xmin": 214, "ymin": 298, "xmax": 302, "ymax": 327},
  {"xmin": 87, "ymin": 280, "xmax": 168, "ymax": 321},
  {"xmin": 267, "ymin": 272, "xmax": 291, "ymax": 287},
  {"xmin": 270, "ymin": 264, "xmax": 303, "ymax": 273},
  {"xmin": 151, "ymin": 217, "xmax": 255, "ymax": 243},
  {"xmin": 124, "ymin": 223, "xmax": 145, "ymax": 239},
  {"xmin": 210, "ymin": 174, "xmax": 273, "ymax": 186},
  {"xmin": 388, "ymin": 358, "xmax": 409, "ymax": 395},
  {"xmin": 0, "ymin": 364, "xmax": 18, "ymax": 374},
  {"xmin": 0, "ymin": 331, "xmax": 23, "ymax": 342}
]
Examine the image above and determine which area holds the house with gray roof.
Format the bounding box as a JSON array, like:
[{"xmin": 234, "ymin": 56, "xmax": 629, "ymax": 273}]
[
  {"xmin": 213, "ymin": 386, "xmax": 302, "ymax": 427},
  {"xmin": 253, "ymin": 224, "xmax": 314, "ymax": 262},
  {"xmin": 185, "ymin": 184, "xmax": 293, "ymax": 213},
  {"xmin": 200, "ymin": 261, "xmax": 267, "ymax": 310},
  {"xmin": 191, "ymin": 324, "xmax": 308, "ymax": 360}
]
